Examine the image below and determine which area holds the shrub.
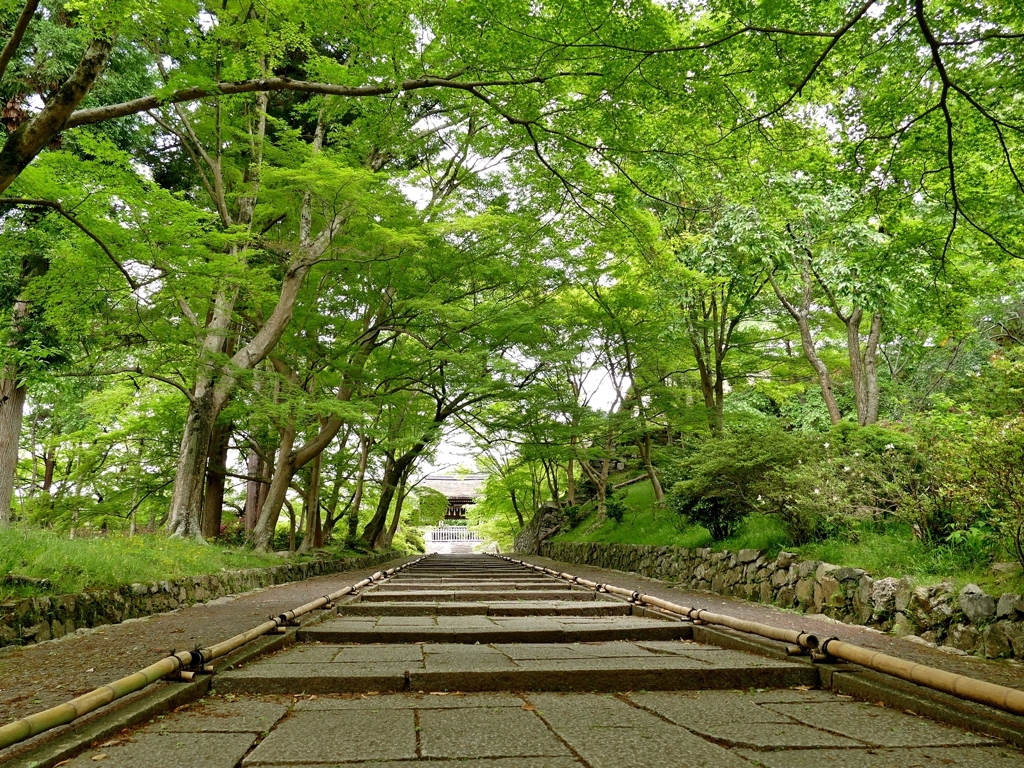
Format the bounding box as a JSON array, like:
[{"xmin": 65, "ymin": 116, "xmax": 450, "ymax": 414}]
[
  {"xmin": 605, "ymin": 493, "xmax": 626, "ymax": 523},
  {"xmin": 562, "ymin": 504, "xmax": 586, "ymax": 529},
  {"xmin": 663, "ymin": 425, "xmax": 809, "ymax": 540}
]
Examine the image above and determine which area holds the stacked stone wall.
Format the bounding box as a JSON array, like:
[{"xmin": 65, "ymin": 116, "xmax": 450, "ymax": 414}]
[
  {"xmin": 0, "ymin": 550, "xmax": 402, "ymax": 649},
  {"xmin": 537, "ymin": 541, "xmax": 1024, "ymax": 660}
]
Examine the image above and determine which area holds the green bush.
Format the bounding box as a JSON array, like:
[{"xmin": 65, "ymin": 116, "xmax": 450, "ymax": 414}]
[
  {"xmin": 605, "ymin": 493, "xmax": 626, "ymax": 523},
  {"xmin": 562, "ymin": 504, "xmax": 586, "ymax": 529},
  {"xmin": 663, "ymin": 425, "xmax": 809, "ymax": 540}
]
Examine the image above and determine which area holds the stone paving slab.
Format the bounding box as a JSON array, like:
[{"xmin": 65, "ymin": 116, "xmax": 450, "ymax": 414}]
[
  {"xmin": 64, "ymin": 732, "xmax": 257, "ymax": 768},
  {"xmin": 373, "ymin": 581, "xmax": 573, "ymax": 591},
  {"xmin": 252, "ymin": 761, "xmax": 583, "ymax": 768},
  {"xmin": 529, "ymin": 692, "xmax": 751, "ymax": 768},
  {"xmin": 733, "ymin": 746, "xmax": 1024, "ymax": 767},
  {"xmin": 142, "ymin": 699, "xmax": 289, "ymax": 733},
  {"xmin": 217, "ymin": 662, "xmax": 411, "ymax": 694},
  {"xmin": 62, "ymin": 686, "xmax": 1024, "ymax": 767},
  {"xmin": 358, "ymin": 589, "xmax": 599, "ymax": 602},
  {"xmin": 293, "ymin": 692, "xmax": 525, "ymax": 710},
  {"xmin": 243, "ymin": 709, "xmax": 417, "ymax": 765},
  {"xmin": 300, "ymin": 615, "xmax": 691, "ymax": 644},
  {"xmin": 419, "ymin": 707, "xmax": 572, "ymax": 758},
  {"xmin": 336, "ymin": 600, "xmax": 632, "ymax": 617},
  {"xmin": 764, "ymin": 700, "xmax": 999, "ymax": 747},
  {"xmin": 217, "ymin": 640, "xmax": 818, "ymax": 694}
]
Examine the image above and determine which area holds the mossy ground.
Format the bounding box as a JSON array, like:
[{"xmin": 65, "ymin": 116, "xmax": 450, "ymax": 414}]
[
  {"xmin": 552, "ymin": 477, "xmax": 1024, "ymax": 594},
  {"xmin": 0, "ymin": 526, "xmax": 366, "ymax": 601}
]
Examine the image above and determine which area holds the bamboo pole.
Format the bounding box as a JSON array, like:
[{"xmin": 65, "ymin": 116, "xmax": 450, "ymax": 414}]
[
  {"xmin": 821, "ymin": 638, "xmax": 1024, "ymax": 716},
  {"xmin": 0, "ymin": 556, "xmax": 425, "ymax": 752},
  {"xmin": 492, "ymin": 554, "xmax": 1024, "ymax": 718}
]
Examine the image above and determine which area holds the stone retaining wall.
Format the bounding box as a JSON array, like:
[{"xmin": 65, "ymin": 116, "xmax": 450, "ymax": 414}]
[
  {"xmin": 537, "ymin": 541, "xmax": 1024, "ymax": 660},
  {"xmin": 0, "ymin": 550, "xmax": 402, "ymax": 649}
]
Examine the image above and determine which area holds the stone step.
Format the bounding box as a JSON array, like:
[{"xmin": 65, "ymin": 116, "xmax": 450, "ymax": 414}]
[
  {"xmin": 216, "ymin": 640, "xmax": 817, "ymax": 695},
  {"xmin": 337, "ymin": 601, "xmax": 634, "ymax": 617},
  {"xmin": 358, "ymin": 589, "xmax": 599, "ymax": 603},
  {"xmin": 371, "ymin": 581, "xmax": 574, "ymax": 592},
  {"xmin": 300, "ymin": 615, "xmax": 689, "ymax": 645}
]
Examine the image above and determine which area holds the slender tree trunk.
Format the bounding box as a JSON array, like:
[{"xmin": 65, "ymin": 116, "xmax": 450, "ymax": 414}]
[
  {"xmin": 509, "ymin": 488, "xmax": 524, "ymax": 528},
  {"xmin": 769, "ymin": 269, "xmax": 842, "ymax": 424},
  {"xmin": 566, "ymin": 452, "xmax": 576, "ymax": 506},
  {"xmin": 166, "ymin": 387, "xmax": 219, "ymax": 539},
  {"xmin": 42, "ymin": 447, "xmax": 54, "ymax": 493},
  {"xmin": 362, "ymin": 453, "xmax": 399, "ymax": 547},
  {"xmin": 346, "ymin": 433, "xmax": 370, "ymax": 542},
  {"xmin": 864, "ymin": 312, "xmax": 882, "ymax": 425},
  {"xmin": 252, "ymin": 424, "xmax": 297, "ymax": 551},
  {"xmin": 0, "ymin": 369, "xmax": 26, "ymax": 524},
  {"xmin": 28, "ymin": 411, "xmax": 37, "ymax": 500},
  {"xmin": 201, "ymin": 421, "xmax": 231, "ymax": 539},
  {"xmin": 638, "ymin": 433, "xmax": 664, "ymax": 502},
  {"xmin": 244, "ymin": 448, "xmax": 263, "ymax": 532},
  {"xmin": 379, "ymin": 469, "xmax": 408, "ymax": 549},
  {"xmin": 846, "ymin": 308, "xmax": 868, "ymax": 426},
  {"xmin": 299, "ymin": 451, "xmax": 323, "ymax": 551}
]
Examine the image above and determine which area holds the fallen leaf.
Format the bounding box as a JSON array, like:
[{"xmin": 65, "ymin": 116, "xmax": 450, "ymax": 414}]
[
  {"xmin": 91, "ymin": 754, "xmax": 108, "ymax": 761},
  {"xmin": 522, "ymin": 704, "xmax": 536, "ymax": 711},
  {"xmin": 792, "ymin": 685, "xmax": 813, "ymax": 691},
  {"xmin": 429, "ymin": 692, "xmax": 449, "ymax": 696}
]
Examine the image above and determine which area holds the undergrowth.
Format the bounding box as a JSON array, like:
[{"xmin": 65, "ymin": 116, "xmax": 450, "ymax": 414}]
[
  {"xmin": 0, "ymin": 527, "xmax": 370, "ymax": 601},
  {"xmin": 551, "ymin": 479, "xmax": 1024, "ymax": 592}
]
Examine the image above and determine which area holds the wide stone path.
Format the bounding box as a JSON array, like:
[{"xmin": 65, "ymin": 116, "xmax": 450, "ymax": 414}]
[{"xmin": 60, "ymin": 554, "xmax": 1024, "ymax": 767}]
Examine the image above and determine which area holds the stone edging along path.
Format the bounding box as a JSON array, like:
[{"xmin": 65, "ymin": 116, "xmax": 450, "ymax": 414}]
[
  {"xmin": 535, "ymin": 541, "xmax": 1024, "ymax": 661},
  {"xmin": 0, "ymin": 550, "xmax": 401, "ymax": 649}
]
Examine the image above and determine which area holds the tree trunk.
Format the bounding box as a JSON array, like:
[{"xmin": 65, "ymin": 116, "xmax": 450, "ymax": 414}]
[
  {"xmin": 252, "ymin": 424, "xmax": 297, "ymax": 551},
  {"xmin": 201, "ymin": 421, "xmax": 231, "ymax": 539},
  {"xmin": 42, "ymin": 448, "xmax": 54, "ymax": 493},
  {"xmin": 166, "ymin": 388, "xmax": 219, "ymax": 539},
  {"xmin": 638, "ymin": 432, "xmax": 664, "ymax": 502},
  {"xmin": 566, "ymin": 453, "xmax": 576, "ymax": 506},
  {"xmin": 299, "ymin": 451, "xmax": 323, "ymax": 551},
  {"xmin": 346, "ymin": 433, "xmax": 370, "ymax": 542},
  {"xmin": 379, "ymin": 468, "xmax": 408, "ymax": 549},
  {"xmin": 0, "ymin": 369, "xmax": 26, "ymax": 524},
  {"xmin": 864, "ymin": 312, "xmax": 882, "ymax": 425},
  {"xmin": 362, "ymin": 453, "xmax": 399, "ymax": 547},
  {"xmin": 769, "ymin": 269, "xmax": 842, "ymax": 425},
  {"xmin": 846, "ymin": 308, "xmax": 868, "ymax": 426},
  {"xmin": 244, "ymin": 448, "xmax": 264, "ymax": 532}
]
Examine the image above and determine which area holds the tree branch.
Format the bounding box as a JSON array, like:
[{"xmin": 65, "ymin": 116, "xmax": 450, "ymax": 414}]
[
  {"xmin": 64, "ymin": 73, "xmax": 592, "ymax": 129},
  {"xmin": 1, "ymin": 197, "xmax": 137, "ymax": 289},
  {"xmin": 0, "ymin": 0, "xmax": 40, "ymax": 83}
]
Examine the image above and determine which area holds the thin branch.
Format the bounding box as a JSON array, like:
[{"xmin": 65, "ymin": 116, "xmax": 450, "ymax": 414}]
[
  {"xmin": 0, "ymin": 0, "xmax": 39, "ymax": 83},
  {"xmin": 61, "ymin": 366, "xmax": 196, "ymax": 402},
  {"xmin": 0, "ymin": 197, "xmax": 137, "ymax": 289},
  {"xmin": 65, "ymin": 73, "xmax": 597, "ymax": 129}
]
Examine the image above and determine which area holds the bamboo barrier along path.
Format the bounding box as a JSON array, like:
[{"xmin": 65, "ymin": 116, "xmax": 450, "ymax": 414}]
[
  {"xmin": 492, "ymin": 554, "xmax": 1024, "ymax": 718},
  {"xmin": 0, "ymin": 556, "xmax": 428, "ymax": 752}
]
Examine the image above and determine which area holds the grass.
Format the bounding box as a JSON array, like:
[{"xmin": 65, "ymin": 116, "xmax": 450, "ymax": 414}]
[
  {"xmin": 551, "ymin": 478, "xmax": 1024, "ymax": 593},
  {"xmin": 0, "ymin": 526, "xmax": 362, "ymax": 601}
]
